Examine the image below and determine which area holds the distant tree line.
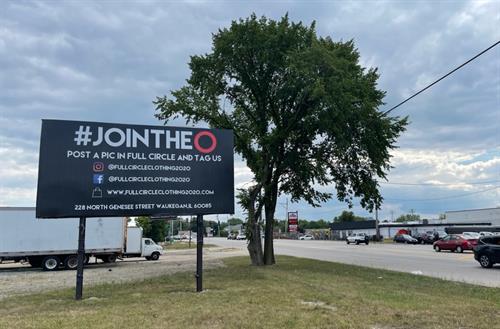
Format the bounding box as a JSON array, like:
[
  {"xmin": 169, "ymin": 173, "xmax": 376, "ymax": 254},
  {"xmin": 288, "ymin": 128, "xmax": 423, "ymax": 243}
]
[
  {"xmin": 134, "ymin": 210, "xmax": 426, "ymax": 242},
  {"xmin": 395, "ymin": 213, "xmax": 421, "ymax": 223}
]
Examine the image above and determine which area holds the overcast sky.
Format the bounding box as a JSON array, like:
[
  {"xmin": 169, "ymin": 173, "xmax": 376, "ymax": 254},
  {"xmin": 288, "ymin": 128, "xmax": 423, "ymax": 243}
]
[{"xmin": 0, "ymin": 0, "xmax": 499, "ymax": 222}]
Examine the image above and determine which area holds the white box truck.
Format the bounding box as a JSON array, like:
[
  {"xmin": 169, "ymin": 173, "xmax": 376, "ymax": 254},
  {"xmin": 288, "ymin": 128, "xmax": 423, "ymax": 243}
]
[{"xmin": 0, "ymin": 207, "xmax": 164, "ymax": 270}]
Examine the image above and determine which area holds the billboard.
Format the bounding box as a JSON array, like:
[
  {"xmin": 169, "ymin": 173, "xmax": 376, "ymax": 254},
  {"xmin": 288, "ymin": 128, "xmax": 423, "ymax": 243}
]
[
  {"xmin": 36, "ymin": 120, "xmax": 234, "ymax": 218},
  {"xmin": 288, "ymin": 211, "xmax": 298, "ymax": 233}
]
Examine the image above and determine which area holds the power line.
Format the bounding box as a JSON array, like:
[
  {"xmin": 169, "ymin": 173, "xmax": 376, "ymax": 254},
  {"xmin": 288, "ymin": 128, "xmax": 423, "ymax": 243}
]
[
  {"xmin": 383, "ymin": 40, "xmax": 500, "ymax": 115},
  {"xmin": 380, "ymin": 179, "xmax": 500, "ymax": 186},
  {"xmin": 385, "ymin": 186, "xmax": 499, "ymax": 202}
]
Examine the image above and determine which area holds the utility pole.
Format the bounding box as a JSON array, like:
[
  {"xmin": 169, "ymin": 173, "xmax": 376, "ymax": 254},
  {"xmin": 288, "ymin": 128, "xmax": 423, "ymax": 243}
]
[
  {"xmin": 278, "ymin": 197, "xmax": 289, "ymax": 238},
  {"xmin": 375, "ymin": 208, "xmax": 380, "ymax": 241},
  {"xmin": 285, "ymin": 198, "xmax": 288, "ymax": 235}
]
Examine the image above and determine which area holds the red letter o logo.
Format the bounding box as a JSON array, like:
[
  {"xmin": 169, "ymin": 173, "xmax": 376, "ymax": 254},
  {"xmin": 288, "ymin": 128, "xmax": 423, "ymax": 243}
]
[{"xmin": 194, "ymin": 131, "xmax": 217, "ymax": 154}]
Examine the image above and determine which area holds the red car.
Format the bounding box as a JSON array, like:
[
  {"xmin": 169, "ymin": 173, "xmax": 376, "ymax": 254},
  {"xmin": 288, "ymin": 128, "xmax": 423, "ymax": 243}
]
[{"xmin": 433, "ymin": 234, "xmax": 478, "ymax": 253}]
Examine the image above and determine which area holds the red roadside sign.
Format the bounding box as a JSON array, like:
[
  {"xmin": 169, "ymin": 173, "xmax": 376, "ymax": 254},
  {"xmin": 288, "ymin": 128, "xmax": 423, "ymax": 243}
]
[{"xmin": 288, "ymin": 211, "xmax": 298, "ymax": 233}]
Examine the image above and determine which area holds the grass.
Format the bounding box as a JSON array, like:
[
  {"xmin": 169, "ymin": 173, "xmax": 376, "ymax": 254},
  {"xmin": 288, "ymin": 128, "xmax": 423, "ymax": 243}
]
[
  {"xmin": 0, "ymin": 256, "xmax": 498, "ymax": 329},
  {"xmin": 165, "ymin": 241, "xmax": 217, "ymax": 250}
]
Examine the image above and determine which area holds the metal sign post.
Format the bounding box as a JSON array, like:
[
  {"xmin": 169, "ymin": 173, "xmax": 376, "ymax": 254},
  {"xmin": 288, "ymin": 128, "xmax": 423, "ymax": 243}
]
[
  {"xmin": 196, "ymin": 214, "xmax": 203, "ymax": 292},
  {"xmin": 75, "ymin": 216, "xmax": 86, "ymax": 300}
]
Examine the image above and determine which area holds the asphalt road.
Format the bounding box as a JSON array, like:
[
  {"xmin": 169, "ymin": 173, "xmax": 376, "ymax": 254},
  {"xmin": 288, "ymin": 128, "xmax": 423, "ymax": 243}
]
[{"xmin": 207, "ymin": 238, "xmax": 500, "ymax": 288}]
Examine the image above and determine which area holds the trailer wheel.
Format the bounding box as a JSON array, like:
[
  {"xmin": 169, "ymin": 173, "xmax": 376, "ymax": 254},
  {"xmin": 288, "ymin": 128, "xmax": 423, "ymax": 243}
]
[
  {"xmin": 64, "ymin": 255, "xmax": 79, "ymax": 270},
  {"xmin": 150, "ymin": 252, "xmax": 160, "ymax": 261},
  {"xmin": 42, "ymin": 256, "xmax": 60, "ymax": 271},
  {"xmin": 103, "ymin": 254, "xmax": 117, "ymax": 263}
]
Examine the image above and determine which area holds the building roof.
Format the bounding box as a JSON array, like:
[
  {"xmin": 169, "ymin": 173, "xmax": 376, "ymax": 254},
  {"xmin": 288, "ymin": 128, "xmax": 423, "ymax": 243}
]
[
  {"xmin": 445, "ymin": 207, "xmax": 500, "ymax": 214},
  {"xmin": 0, "ymin": 206, "xmax": 36, "ymax": 211}
]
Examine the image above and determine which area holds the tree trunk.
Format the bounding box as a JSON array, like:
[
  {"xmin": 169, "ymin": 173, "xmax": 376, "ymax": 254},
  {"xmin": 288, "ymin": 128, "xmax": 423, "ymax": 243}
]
[
  {"xmin": 243, "ymin": 184, "xmax": 264, "ymax": 266},
  {"xmin": 263, "ymin": 214, "xmax": 275, "ymax": 265},
  {"xmin": 263, "ymin": 184, "xmax": 278, "ymax": 265},
  {"xmin": 247, "ymin": 211, "xmax": 264, "ymax": 266}
]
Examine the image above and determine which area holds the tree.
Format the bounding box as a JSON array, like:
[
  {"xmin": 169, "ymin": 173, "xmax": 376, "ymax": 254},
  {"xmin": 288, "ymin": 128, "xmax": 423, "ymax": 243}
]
[
  {"xmin": 150, "ymin": 220, "xmax": 167, "ymax": 242},
  {"xmin": 298, "ymin": 219, "xmax": 331, "ymax": 230},
  {"xmin": 333, "ymin": 211, "xmax": 365, "ymax": 223},
  {"xmin": 135, "ymin": 216, "xmax": 152, "ymax": 237},
  {"xmin": 135, "ymin": 216, "xmax": 167, "ymax": 242},
  {"xmin": 395, "ymin": 213, "xmax": 421, "ymax": 223},
  {"xmin": 227, "ymin": 217, "xmax": 244, "ymax": 226},
  {"xmin": 155, "ymin": 14, "xmax": 407, "ymax": 265}
]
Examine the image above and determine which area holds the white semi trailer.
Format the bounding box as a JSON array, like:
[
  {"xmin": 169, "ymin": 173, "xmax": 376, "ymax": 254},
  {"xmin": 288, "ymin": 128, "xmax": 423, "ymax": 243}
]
[{"xmin": 0, "ymin": 207, "xmax": 164, "ymax": 270}]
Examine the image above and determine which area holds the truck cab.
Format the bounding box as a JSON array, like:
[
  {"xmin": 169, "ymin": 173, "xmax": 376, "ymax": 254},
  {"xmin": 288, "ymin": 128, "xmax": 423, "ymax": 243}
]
[
  {"xmin": 141, "ymin": 238, "xmax": 164, "ymax": 260},
  {"xmin": 125, "ymin": 227, "xmax": 164, "ymax": 260}
]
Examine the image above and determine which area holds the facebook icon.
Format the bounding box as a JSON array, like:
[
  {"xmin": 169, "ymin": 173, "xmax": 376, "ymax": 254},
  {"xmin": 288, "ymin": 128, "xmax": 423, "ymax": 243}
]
[{"xmin": 93, "ymin": 174, "xmax": 105, "ymax": 185}]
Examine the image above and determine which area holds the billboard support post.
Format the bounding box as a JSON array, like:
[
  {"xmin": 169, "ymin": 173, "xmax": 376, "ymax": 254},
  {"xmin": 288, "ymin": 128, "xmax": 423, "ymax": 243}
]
[
  {"xmin": 75, "ymin": 216, "xmax": 86, "ymax": 300},
  {"xmin": 196, "ymin": 214, "xmax": 203, "ymax": 292}
]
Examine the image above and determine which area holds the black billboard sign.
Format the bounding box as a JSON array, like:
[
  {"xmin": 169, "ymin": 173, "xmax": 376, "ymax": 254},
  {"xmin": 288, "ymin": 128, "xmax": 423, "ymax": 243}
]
[{"xmin": 36, "ymin": 119, "xmax": 234, "ymax": 218}]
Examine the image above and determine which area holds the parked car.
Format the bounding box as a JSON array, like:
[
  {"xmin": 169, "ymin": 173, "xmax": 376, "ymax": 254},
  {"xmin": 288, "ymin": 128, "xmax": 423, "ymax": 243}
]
[
  {"xmin": 346, "ymin": 233, "xmax": 369, "ymax": 245},
  {"xmin": 433, "ymin": 234, "xmax": 478, "ymax": 253},
  {"xmin": 412, "ymin": 232, "xmax": 435, "ymax": 244},
  {"xmin": 299, "ymin": 235, "xmax": 313, "ymax": 240},
  {"xmin": 227, "ymin": 233, "xmax": 236, "ymax": 240},
  {"xmin": 474, "ymin": 236, "xmax": 500, "ymax": 268},
  {"xmin": 393, "ymin": 234, "xmax": 418, "ymax": 244},
  {"xmin": 479, "ymin": 231, "xmax": 494, "ymax": 237},
  {"xmin": 236, "ymin": 233, "xmax": 246, "ymax": 240},
  {"xmin": 462, "ymin": 232, "xmax": 481, "ymax": 239},
  {"xmin": 433, "ymin": 230, "xmax": 447, "ymax": 238}
]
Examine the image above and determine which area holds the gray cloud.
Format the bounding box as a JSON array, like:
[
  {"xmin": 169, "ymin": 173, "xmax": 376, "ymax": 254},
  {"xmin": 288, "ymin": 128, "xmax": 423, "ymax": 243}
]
[{"xmin": 0, "ymin": 1, "xmax": 498, "ymax": 219}]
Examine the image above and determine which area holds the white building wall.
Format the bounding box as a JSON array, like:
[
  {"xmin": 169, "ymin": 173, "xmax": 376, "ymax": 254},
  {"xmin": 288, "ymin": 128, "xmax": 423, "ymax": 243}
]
[
  {"xmin": 340, "ymin": 226, "xmax": 449, "ymax": 239},
  {"xmin": 445, "ymin": 208, "xmax": 500, "ymax": 225}
]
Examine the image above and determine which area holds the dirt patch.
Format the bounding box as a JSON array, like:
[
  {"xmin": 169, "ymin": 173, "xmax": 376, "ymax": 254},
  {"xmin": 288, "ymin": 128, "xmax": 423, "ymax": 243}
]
[{"xmin": 300, "ymin": 300, "xmax": 337, "ymax": 312}]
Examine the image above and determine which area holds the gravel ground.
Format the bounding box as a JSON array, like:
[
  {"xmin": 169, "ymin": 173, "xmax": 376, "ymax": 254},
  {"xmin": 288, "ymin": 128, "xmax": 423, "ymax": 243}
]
[{"xmin": 0, "ymin": 247, "xmax": 246, "ymax": 300}]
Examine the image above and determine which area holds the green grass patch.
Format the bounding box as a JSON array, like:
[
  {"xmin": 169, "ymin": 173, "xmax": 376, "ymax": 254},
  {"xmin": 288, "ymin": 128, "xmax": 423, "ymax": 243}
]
[
  {"xmin": 165, "ymin": 242, "xmax": 217, "ymax": 250},
  {"xmin": 0, "ymin": 256, "xmax": 498, "ymax": 329}
]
